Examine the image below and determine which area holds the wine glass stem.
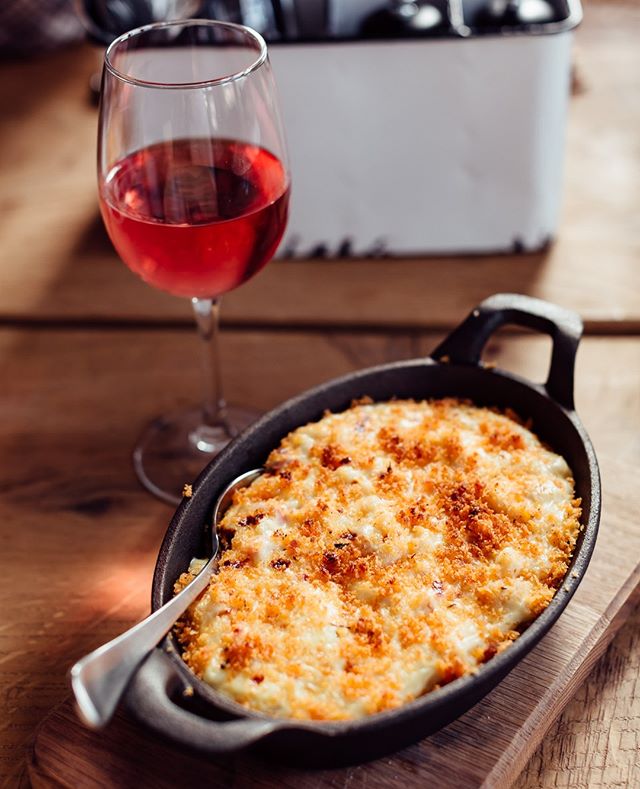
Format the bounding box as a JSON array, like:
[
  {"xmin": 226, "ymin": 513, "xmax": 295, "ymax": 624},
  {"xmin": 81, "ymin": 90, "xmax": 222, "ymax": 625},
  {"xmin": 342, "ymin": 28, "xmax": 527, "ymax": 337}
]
[{"xmin": 191, "ymin": 297, "xmax": 229, "ymax": 432}]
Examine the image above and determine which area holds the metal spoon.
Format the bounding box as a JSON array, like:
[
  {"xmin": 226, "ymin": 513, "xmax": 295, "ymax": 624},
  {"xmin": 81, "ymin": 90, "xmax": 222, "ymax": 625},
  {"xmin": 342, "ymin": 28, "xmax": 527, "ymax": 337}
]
[{"xmin": 70, "ymin": 467, "xmax": 263, "ymax": 728}]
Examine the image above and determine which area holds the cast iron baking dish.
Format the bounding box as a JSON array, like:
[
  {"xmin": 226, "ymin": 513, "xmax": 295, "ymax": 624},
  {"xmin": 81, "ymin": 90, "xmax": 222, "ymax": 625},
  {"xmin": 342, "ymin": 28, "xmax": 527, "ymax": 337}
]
[{"xmin": 125, "ymin": 293, "xmax": 600, "ymax": 765}]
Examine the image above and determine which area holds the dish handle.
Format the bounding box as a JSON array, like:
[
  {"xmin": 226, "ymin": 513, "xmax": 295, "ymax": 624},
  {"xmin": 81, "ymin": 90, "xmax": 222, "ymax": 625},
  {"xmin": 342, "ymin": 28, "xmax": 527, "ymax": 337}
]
[
  {"xmin": 430, "ymin": 293, "xmax": 583, "ymax": 410},
  {"xmin": 126, "ymin": 650, "xmax": 285, "ymax": 752}
]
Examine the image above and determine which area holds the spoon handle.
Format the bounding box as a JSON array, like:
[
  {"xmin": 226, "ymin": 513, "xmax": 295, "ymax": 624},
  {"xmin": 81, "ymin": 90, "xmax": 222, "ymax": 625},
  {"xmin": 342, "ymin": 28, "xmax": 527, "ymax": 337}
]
[{"xmin": 70, "ymin": 557, "xmax": 213, "ymax": 728}]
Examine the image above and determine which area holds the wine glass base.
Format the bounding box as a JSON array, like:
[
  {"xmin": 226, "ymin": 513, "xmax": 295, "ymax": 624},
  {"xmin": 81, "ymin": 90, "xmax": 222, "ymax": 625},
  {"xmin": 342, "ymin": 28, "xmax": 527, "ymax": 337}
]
[{"xmin": 132, "ymin": 405, "xmax": 260, "ymax": 506}]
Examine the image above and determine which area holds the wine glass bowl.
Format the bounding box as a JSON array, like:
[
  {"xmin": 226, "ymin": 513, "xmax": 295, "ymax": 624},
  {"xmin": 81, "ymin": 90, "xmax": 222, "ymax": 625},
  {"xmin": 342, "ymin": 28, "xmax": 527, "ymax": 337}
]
[
  {"xmin": 100, "ymin": 136, "xmax": 289, "ymax": 298},
  {"xmin": 98, "ymin": 20, "xmax": 290, "ymax": 504}
]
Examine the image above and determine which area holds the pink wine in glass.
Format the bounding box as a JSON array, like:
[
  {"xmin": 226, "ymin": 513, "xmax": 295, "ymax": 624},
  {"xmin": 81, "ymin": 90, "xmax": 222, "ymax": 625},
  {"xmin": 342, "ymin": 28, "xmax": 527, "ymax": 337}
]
[{"xmin": 100, "ymin": 138, "xmax": 290, "ymax": 298}]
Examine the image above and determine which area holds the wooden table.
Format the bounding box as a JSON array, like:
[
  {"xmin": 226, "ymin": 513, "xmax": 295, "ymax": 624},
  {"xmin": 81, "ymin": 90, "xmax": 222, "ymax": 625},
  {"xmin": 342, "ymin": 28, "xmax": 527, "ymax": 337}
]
[{"xmin": 1, "ymin": 1, "xmax": 639, "ymax": 786}]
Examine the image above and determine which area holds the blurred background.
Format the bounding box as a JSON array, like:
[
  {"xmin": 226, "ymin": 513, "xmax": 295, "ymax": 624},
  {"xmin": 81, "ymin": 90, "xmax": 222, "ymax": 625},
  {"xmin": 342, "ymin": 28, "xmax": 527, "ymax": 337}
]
[{"xmin": 1, "ymin": 0, "xmax": 583, "ymax": 260}]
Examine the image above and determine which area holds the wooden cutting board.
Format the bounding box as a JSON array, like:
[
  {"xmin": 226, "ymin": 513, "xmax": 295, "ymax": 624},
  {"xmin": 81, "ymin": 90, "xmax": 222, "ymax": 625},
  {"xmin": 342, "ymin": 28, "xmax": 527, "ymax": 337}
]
[{"xmin": 27, "ymin": 446, "xmax": 640, "ymax": 789}]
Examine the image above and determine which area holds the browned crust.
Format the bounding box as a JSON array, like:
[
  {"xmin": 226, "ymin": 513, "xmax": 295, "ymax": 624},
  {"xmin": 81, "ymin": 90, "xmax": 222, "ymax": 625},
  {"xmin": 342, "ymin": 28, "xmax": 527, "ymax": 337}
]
[{"xmin": 176, "ymin": 398, "xmax": 581, "ymax": 721}]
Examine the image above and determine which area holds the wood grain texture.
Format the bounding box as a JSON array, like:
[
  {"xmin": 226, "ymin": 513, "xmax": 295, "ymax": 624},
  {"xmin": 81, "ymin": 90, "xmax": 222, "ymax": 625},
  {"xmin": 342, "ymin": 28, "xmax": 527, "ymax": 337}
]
[
  {"xmin": 24, "ymin": 432, "xmax": 640, "ymax": 787},
  {"xmin": 1, "ymin": 0, "xmax": 639, "ymax": 785},
  {"xmin": 0, "ymin": 328, "xmax": 419, "ymax": 787},
  {"xmin": 517, "ymin": 602, "xmax": 640, "ymax": 789},
  {"xmin": 0, "ymin": 328, "xmax": 637, "ymax": 786},
  {"xmin": 0, "ymin": 1, "xmax": 639, "ymax": 331}
]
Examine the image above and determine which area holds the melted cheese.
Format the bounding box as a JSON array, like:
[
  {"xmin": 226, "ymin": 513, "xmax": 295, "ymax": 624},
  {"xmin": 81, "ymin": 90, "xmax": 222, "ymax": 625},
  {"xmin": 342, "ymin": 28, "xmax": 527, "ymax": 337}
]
[{"xmin": 176, "ymin": 398, "xmax": 581, "ymax": 721}]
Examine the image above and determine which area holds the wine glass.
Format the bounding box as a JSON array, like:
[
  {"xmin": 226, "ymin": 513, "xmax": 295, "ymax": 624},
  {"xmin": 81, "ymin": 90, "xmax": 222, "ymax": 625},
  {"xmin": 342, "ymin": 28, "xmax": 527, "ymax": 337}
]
[{"xmin": 98, "ymin": 20, "xmax": 290, "ymax": 504}]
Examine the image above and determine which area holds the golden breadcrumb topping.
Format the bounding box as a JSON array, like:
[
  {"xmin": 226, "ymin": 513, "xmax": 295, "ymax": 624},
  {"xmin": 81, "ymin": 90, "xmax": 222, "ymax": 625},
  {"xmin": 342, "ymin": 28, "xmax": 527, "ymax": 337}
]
[{"xmin": 176, "ymin": 398, "xmax": 581, "ymax": 721}]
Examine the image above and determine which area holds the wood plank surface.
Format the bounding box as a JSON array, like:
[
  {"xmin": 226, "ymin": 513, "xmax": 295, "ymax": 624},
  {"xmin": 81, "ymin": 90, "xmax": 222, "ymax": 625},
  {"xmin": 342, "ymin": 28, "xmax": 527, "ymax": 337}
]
[
  {"xmin": 0, "ymin": 327, "xmax": 432, "ymax": 788},
  {"xmin": 0, "ymin": 328, "xmax": 637, "ymax": 786},
  {"xmin": 518, "ymin": 603, "xmax": 640, "ymax": 789},
  {"xmin": 0, "ymin": 0, "xmax": 639, "ymax": 331},
  {"xmin": 1, "ymin": 0, "xmax": 639, "ymax": 786},
  {"xmin": 25, "ymin": 449, "xmax": 640, "ymax": 789}
]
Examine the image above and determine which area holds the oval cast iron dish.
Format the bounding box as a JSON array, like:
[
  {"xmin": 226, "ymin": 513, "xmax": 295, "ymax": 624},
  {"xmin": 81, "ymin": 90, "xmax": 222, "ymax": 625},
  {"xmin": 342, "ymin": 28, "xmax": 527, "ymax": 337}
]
[{"xmin": 125, "ymin": 293, "xmax": 601, "ymax": 765}]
